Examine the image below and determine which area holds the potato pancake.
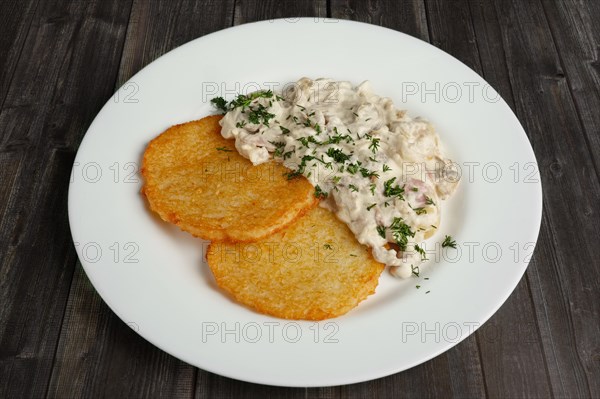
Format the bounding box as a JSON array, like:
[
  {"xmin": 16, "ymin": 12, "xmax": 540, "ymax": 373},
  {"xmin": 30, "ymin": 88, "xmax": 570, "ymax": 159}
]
[
  {"xmin": 207, "ymin": 206, "xmax": 385, "ymax": 320},
  {"xmin": 141, "ymin": 115, "xmax": 317, "ymax": 241}
]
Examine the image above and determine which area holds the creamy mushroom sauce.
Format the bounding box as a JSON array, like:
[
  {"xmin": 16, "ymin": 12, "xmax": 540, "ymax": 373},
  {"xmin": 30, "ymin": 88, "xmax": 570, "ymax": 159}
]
[{"xmin": 219, "ymin": 78, "xmax": 459, "ymax": 278}]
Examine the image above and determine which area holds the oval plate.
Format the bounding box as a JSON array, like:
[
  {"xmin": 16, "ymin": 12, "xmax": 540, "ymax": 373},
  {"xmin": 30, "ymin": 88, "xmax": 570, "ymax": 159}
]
[{"xmin": 68, "ymin": 19, "xmax": 542, "ymax": 387}]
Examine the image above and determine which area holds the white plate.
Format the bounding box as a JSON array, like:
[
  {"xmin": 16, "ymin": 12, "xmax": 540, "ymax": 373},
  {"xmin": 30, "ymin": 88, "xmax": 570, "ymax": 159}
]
[{"xmin": 68, "ymin": 19, "xmax": 542, "ymax": 387}]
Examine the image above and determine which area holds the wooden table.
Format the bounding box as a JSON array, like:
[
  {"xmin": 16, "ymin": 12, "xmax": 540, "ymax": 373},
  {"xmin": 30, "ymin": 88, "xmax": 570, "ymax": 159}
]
[{"xmin": 1, "ymin": 1, "xmax": 598, "ymax": 397}]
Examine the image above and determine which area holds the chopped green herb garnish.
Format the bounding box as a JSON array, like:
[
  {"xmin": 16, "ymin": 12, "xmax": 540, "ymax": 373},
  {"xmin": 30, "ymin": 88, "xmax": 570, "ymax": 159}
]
[
  {"xmin": 314, "ymin": 185, "xmax": 328, "ymax": 199},
  {"xmin": 269, "ymin": 141, "xmax": 286, "ymax": 157},
  {"xmin": 442, "ymin": 235, "xmax": 457, "ymax": 249},
  {"xmin": 414, "ymin": 244, "xmax": 428, "ymax": 260},
  {"xmin": 349, "ymin": 184, "xmax": 359, "ymax": 192},
  {"xmin": 326, "ymin": 148, "xmax": 351, "ymax": 163},
  {"xmin": 297, "ymin": 136, "xmax": 322, "ymax": 147},
  {"xmin": 360, "ymin": 167, "xmax": 379, "ymax": 178},
  {"xmin": 389, "ymin": 217, "xmax": 415, "ymax": 251},
  {"xmin": 370, "ymin": 183, "xmax": 376, "ymax": 195},
  {"xmin": 383, "ymin": 177, "xmax": 405, "ymax": 200},
  {"xmin": 280, "ymin": 126, "xmax": 291, "ymax": 134},
  {"xmin": 383, "ymin": 164, "xmax": 391, "ymax": 172},
  {"xmin": 369, "ymin": 138, "xmax": 380, "ymax": 154},
  {"xmin": 377, "ymin": 225, "xmax": 387, "ymax": 239},
  {"xmin": 247, "ymin": 104, "xmax": 276, "ymax": 126},
  {"xmin": 347, "ymin": 163, "xmax": 359, "ymax": 175},
  {"xmin": 425, "ymin": 196, "xmax": 436, "ymax": 206},
  {"xmin": 411, "ymin": 265, "xmax": 420, "ymax": 277},
  {"xmin": 323, "ymin": 243, "xmax": 333, "ymax": 250},
  {"xmin": 229, "ymin": 90, "xmax": 273, "ymax": 110},
  {"xmin": 285, "ymin": 171, "xmax": 301, "ymax": 180},
  {"xmin": 366, "ymin": 203, "xmax": 377, "ymax": 211},
  {"xmin": 269, "ymin": 141, "xmax": 286, "ymax": 149},
  {"xmin": 210, "ymin": 97, "xmax": 228, "ymax": 113}
]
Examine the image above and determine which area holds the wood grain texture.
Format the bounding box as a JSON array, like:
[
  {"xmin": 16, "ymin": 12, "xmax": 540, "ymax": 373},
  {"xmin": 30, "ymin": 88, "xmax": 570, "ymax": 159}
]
[
  {"xmin": 116, "ymin": 0, "xmax": 235, "ymax": 87},
  {"xmin": 46, "ymin": 1, "xmax": 236, "ymax": 398},
  {"xmin": 0, "ymin": 1, "xmax": 132, "ymax": 398},
  {"xmin": 541, "ymin": 0, "xmax": 600, "ymax": 177},
  {"xmin": 331, "ymin": 0, "xmax": 429, "ymax": 41},
  {"xmin": 0, "ymin": 0, "xmax": 39, "ymax": 110},
  {"xmin": 486, "ymin": 0, "xmax": 600, "ymax": 397},
  {"xmin": 0, "ymin": 149, "xmax": 78, "ymax": 399},
  {"xmin": 0, "ymin": 0, "xmax": 599, "ymax": 397},
  {"xmin": 425, "ymin": 0, "xmax": 553, "ymax": 397},
  {"xmin": 233, "ymin": 0, "xmax": 327, "ymax": 25},
  {"xmin": 47, "ymin": 267, "xmax": 196, "ymax": 398},
  {"xmin": 195, "ymin": 372, "xmax": 306, "ymax": 399}
]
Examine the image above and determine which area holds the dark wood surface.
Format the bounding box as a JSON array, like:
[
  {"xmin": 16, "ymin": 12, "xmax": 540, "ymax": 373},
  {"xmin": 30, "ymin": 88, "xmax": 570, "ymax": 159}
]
[{"xmin": 1, "ymin": 0, "xmax": 598, "ymax": 397}]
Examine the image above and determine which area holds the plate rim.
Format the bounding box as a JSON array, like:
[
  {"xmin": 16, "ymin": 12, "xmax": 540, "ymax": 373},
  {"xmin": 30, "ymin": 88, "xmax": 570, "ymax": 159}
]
[{"xmin": 68, "ymin": 17, "xmax": 543, "ymax": 387}]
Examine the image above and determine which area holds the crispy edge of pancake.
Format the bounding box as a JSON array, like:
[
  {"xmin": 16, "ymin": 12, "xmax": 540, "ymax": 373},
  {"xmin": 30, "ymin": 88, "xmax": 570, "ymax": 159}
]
[
  {"xmin": 141, "ymin": 115, "xmax": 318, "ymax": 242},
  {"xmin": 206, "ymin": 206, "xmax": 385, "ymax": 320}
]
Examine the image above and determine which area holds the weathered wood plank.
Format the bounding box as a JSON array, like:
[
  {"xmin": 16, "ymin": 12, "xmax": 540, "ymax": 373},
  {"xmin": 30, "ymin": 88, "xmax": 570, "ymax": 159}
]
[
  {"xmin": 424, "ymin": 0, "xmax": 554, "ymax": 397},
  {"xmin": 541, "ymin": 0, "xmax": 600, "ymax": 177},
  {"xmin": 195, "ymin": 372, "xmax": 306, "ymax": 399},
  {"xmin": 233, "ymin": 0, "xmax": 327, "ymax": 25},
  {"xmin": 47, "ymin": 267, "xmax": 197, "ymax": 398},
  {"xmin": 339, "ymin": 355, "xmax": 454, "ymax": 399},
  {"xmin": 0, "ymin": 1, "xmax": 133, "ymax": 398},
  {"xmin": 0, "ymin": 0, "xmax": 596, "ymax": 397},
  {"xmin": 465, "ymin": 0, "xmax": 515, "ymax": 108},
  {"xmin": 425, "ymin": 0, "xmax": 482, "ymax": 73},
  {"xmin": 0, "ymin": 149, "xmax": 79, "ymax": 399},
  {"xmin": 0, "ymin": 153, "xmax": 21, "ymax": 220},
  {"xmin": 47, "ymin": 1, "xmax": 236, "ymax": 398},
  {"xmin": 331, "ymin": 0, "xmax": 429, "ymax": 40},
  {"xmin": 0, "ymin": 0, "xmax": 39, "ymax": 110},
  {"xmin": 485, "ymin": 0, "xmax": 600, "ymax": 397},
  {"xmin": 117, "ymin": 0, "xmax": 236, "ymax": 87}
]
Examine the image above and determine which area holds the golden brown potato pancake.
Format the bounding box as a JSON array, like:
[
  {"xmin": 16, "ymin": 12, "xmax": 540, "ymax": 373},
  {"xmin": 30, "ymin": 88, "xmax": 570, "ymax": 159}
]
[
  {"xmin": 207, "ymin": 206, "xmax": 385, "ymax": 320},
  {"xmin": 141, "ymin": 115, "xmax": 317, "ymax": 241}
]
